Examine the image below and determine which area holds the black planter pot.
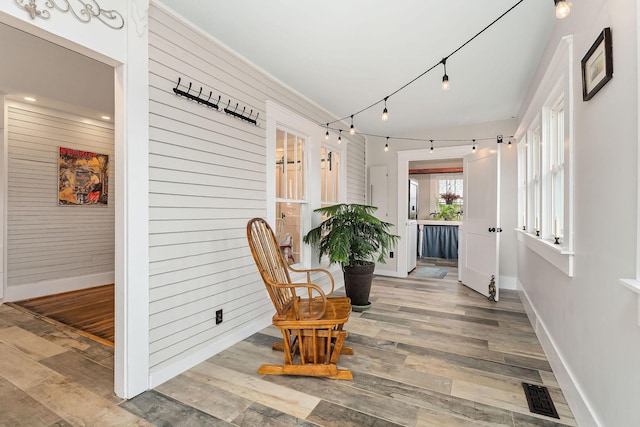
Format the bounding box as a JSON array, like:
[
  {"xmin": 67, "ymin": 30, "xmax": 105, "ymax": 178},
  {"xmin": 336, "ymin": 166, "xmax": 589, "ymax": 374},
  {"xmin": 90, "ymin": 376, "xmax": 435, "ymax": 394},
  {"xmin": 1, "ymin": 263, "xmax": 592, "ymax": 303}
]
[{"xmin": 343, "ymin": 263, "xmax": 375, "ymax": 312}]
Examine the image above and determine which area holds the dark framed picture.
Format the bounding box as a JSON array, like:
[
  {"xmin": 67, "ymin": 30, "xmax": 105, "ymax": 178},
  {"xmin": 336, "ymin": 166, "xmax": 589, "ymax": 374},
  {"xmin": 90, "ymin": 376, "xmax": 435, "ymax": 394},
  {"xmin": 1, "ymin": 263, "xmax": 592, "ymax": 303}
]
[{"xmin": 581, "ymin": 27, "xmax": 613, "ymax": 101}]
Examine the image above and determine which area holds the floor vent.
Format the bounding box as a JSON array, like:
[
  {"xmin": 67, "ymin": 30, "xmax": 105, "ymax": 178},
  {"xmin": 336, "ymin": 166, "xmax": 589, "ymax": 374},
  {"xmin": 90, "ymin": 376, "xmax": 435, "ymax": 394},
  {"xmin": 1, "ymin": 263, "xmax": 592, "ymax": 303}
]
[{"xmin": 522, "ymin": 383, "xmax": 560, "ymax": 419}]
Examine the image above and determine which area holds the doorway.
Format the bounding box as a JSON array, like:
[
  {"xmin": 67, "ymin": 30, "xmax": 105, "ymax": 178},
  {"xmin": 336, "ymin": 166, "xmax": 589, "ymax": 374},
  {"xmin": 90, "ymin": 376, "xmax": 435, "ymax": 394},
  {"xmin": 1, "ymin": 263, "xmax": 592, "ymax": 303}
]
[
  {"xmin": 0, "ymin": 19, "xmax": 126, "ymax": 393},
  {"xmin": 396, "ymin": 145, "xmax": 472, "ymax": 278}
]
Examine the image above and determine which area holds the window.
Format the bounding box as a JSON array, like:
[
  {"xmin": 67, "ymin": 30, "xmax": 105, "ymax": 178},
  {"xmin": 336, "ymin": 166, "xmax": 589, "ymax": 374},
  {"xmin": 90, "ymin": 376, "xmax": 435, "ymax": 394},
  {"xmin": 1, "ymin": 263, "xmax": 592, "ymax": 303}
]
[
  {"xmin": 528, "ymin": 123, "xmax": 542, "ymax": 233},
  {"xmin": 275, "ymin": 127, "xmax": 306, "ymax": 265},
  {"xmin": 516, "ymin": 35, "xmax": 574, "ymax": 276},
  {"xmin": 267, "ymin": 101, "xmax": 347, "ymax": 268},
  {"xmin": 517, "ymin": 134, "xmax": 527, "ymax": 229},
  {"xmin": 320, "ymin": 146, "xmax": 340, "ymax": 206},
  {"xmin": 549, "ymin": 96, "xmax": 565, "ymax": 238},
  {"xmin": 437, "ymin": 174, "xmax": 463, "ymax": 206}
]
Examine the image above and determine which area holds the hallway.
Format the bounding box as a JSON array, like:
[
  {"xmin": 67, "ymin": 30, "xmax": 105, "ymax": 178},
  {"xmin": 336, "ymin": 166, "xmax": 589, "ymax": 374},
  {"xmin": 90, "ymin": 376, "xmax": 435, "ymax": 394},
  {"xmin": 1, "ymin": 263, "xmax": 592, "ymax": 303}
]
[{"xmin": 0, "ymin": 268, "xmax": 575, "ymax": 426}]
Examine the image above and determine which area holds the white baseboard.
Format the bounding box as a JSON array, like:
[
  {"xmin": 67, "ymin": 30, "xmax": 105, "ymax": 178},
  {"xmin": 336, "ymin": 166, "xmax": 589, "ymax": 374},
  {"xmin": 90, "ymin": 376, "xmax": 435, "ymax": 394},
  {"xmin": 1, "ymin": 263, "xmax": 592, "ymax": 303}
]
[
  {"xmin": 517, "ymin": 281, "xmax": 602, "ymax": 427},
  {"xmin": 4, "ymin": 271, "xmax": 114, "ymax": 302},
  {"xmin": 148, "ymin": 312, "xmax": 273, "ymax": 389},
  {"xmin": 374, "ymin": 268, "xmax": 403, "ymax": 278}
]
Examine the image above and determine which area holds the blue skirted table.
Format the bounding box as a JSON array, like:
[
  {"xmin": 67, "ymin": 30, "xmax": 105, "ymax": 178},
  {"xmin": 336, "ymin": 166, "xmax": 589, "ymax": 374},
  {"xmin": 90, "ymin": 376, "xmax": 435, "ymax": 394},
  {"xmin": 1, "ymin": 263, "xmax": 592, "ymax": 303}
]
[{"xmin": 418, "ymin": 222, "xmax": 460, "ymax": 259}]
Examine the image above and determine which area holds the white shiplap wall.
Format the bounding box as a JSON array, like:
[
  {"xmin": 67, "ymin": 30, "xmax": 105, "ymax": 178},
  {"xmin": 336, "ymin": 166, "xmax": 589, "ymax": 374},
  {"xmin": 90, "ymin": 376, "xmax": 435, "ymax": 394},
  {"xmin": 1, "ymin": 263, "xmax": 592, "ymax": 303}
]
[
  {"xmin": 148, "ymin": 3, "xmax": 367, "ymax": 377},
  {"xmin": 6, "ymin": 103, "xmax": 114, "ymax": 300}
]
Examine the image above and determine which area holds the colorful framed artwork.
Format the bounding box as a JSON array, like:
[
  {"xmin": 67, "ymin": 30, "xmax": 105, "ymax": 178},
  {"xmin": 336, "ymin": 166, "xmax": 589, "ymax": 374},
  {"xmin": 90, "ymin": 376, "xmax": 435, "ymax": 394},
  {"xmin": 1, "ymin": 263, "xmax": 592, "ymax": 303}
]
[
  {"xmin": 58, "ymin": 147, "xmax": 109, "ymax": 205},
  {"xmin": 581, "ymin": 27, "xmax": 613, "ymax": 101}
]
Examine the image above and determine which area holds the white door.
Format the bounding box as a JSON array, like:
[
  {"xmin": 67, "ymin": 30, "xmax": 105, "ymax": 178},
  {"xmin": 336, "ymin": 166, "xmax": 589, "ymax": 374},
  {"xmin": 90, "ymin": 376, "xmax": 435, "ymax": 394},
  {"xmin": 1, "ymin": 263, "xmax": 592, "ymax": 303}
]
[{"xmin": 459, "ymin": 141, "xmax": 500, "ymax": 299}]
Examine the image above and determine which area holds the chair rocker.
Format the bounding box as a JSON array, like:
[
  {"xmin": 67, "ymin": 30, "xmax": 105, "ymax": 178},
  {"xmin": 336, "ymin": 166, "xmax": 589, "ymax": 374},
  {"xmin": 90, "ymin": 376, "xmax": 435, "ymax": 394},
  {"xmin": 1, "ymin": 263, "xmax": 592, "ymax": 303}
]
[{"xmin": 246, "ymin": 217, "xmax": 353, "ymax": 380}]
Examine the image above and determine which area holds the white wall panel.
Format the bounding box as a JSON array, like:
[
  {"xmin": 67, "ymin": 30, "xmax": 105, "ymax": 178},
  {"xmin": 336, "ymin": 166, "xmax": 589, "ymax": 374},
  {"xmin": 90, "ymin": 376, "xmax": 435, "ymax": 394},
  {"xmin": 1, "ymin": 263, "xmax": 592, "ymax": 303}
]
[
  {"xmin": 148, "ymin": 3, "xmax": 367, "ymax": 378},
  {"xmin": 6, "ymin": 103, "xmax": 114, "ymax": 297}
]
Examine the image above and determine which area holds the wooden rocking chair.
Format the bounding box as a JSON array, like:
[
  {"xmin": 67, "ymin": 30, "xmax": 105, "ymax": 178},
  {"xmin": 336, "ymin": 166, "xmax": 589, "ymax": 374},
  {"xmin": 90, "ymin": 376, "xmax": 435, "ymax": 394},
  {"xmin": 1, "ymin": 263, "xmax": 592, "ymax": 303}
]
[{"xmin": 246, "ymin": 218, "xmax": 353, "ymax": 380}]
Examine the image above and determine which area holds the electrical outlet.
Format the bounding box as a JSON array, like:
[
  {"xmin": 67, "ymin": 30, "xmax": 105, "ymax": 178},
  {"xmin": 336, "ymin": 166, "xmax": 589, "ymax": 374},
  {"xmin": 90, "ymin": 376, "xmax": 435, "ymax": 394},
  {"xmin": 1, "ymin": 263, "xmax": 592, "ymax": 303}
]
[
  {"xmin": 215, "ymin": 309, "xmax": 223, "ymax": 324},
  {"xmin": 390, "ymin": 251, "xmax": 394, "ymax": 258}
]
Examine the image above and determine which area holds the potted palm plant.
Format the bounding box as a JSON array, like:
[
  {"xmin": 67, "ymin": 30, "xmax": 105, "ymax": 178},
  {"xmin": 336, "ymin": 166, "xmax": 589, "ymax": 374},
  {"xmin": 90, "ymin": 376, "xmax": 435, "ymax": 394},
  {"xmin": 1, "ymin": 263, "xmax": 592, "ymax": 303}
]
[{"xmin": 303, "ymin": 204, "xmax": 399, "ymax": 311}]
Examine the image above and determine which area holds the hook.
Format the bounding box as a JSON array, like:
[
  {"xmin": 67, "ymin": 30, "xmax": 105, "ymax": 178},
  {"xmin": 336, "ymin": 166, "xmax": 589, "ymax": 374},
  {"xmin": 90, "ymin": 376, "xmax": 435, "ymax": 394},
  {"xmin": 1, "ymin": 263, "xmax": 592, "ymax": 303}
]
[
  {"xmin": 226, "ymin": 99, "xmax": 231, "ymax": 109},
  {"xmin": 196, "ymin": 87, "xmax": 203, "ymax": 102},
  {"xmin": 206, "ymin": 91, "xmax": 212, "ymax": 102},
  {"xmin": 174, "ymin": 77, "xmax": 181, "ymax": 91},
  {"xmin": 241, "ymin": 106, "xmax": 246, "ymax": 117},
  {"xmin": 248, "ymin": 109, "xmax": 253, "ymax": 119},
  {"xmin": 255, "ymin": 112, "xmax": 260, "ymax": 122},
  {"xmin": 186, "ymin": 82, "xmax": 192, "ymax": 95},
  {"xmin": 234, "ymin": 103, "xmax": 238, "ymax": 112}
]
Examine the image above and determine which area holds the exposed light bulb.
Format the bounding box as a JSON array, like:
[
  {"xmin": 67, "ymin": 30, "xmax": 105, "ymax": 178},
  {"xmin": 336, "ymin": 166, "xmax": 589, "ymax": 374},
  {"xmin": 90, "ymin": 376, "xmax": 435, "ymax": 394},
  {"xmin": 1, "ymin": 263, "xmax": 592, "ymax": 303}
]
[
  {"xmin": 472, "ymin": 139, "xmax": 476, "ymax": 152},
  {"xmin": 338, "ymin": 130, "xmax": 342, "ymax": 144},
  {"xmin": 442, "ymin": 74, "xmax": 450, "ymax": 91},
  {"xmin": 384, "ymin": 137, "xmax": 389, "ymax": 152},
  {"xmin": 441, "ymin": 58, "xmax": 450, "ymax": 91},
  {"xmin": 429, "ymin": 140, "xmax": 434, "ymax": 154},
  {"xmin": 350, "ymin": 115, "xmax": 355, "ymax": 135},
  {"xmin": 325, "ymin": 123, "xmax": 330, "ymax": 140},
  {"xmin": 382, "ymin": 97, "xmax": 389, "ymax": 121},
  {"xmin": 554, "ymin": 0, "xmax": 570, "ymax": 19}
]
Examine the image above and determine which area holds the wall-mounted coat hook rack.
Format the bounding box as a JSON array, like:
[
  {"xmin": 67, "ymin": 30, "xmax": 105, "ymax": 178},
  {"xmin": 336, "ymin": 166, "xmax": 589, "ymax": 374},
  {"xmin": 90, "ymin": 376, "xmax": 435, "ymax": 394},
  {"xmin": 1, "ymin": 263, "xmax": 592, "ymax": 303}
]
[
  {"xmin": 172, "ymin": 78, "xmax": 259, "ymax": 126},
  {"xmin": 224, "ymin": 99, "xmax": 259, "ymax": 126},
  {"xmin": 173, "ymin": 77, "xmax": 220, "ymax": 110}
]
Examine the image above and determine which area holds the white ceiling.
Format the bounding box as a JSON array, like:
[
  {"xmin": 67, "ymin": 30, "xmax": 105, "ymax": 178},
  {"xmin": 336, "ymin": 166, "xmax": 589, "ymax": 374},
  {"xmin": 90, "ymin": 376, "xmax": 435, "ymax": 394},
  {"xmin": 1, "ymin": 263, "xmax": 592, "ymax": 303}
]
[
  {"xmin": 0, "ymin": 23, "xmax": 114, "ymax": 121},
  {"xmin": 160, "ymin": 0, "xmax": 556, "ymax": 137}
]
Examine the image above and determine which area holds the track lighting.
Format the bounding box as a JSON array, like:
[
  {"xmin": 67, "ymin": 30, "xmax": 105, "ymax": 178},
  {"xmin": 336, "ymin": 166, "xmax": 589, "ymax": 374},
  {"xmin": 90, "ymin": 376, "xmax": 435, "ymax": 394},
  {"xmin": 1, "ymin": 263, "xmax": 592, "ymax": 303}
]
[
  {"xmin": 338, "ymin": 130, "xmax": 342, "ymax": 144},
  {"xmin": 384, "ymin": 137, "xmax": 389, "ymax": 152},
  {"xmin": 441, "ymin": 58, "xmax": 450, "ymax": 91},
  {"xmin": 472, "ymin": 139, "xmax": 476, "ymax": 152},
  {"xmin": 349, "ymin": 115, "xmax": 355, "ymax": 135},
  {"xmin": 429, "ymin": 140, "xmax": 434, "ymax": 154},
  {"xmin": 554, "ymin": 0, "xmax": 570, "ymax": 19},
  {"xmin": 382, "ymin": 97, "xmax": 389, "ymax": 121},
  {"xmin": 325, "ymin": 123, "xmax": 329, "ymax": 140}
]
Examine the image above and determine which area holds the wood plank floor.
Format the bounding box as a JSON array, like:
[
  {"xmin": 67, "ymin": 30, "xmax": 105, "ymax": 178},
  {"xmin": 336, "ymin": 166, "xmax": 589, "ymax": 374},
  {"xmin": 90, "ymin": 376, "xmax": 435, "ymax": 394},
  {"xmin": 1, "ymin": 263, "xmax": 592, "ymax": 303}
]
[
  {"xmin": 0, "ymin": 260, "xmax": 576, "ymax": 426},
  {"xmin": 8, "ymin": 284, "xmax": 114, "ymax": 347}
]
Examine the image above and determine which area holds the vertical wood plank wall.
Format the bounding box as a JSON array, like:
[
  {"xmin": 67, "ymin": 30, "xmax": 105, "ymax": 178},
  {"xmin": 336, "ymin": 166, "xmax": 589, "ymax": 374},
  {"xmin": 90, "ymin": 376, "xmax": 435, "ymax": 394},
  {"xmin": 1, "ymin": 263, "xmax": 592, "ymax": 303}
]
[
  {"xmin": 148, "ymin": 5, "xmax": 366, "ymax": 375},
  {"xmin": 6, "ymin": 103, "xmax": 115, "ymax": 295}
]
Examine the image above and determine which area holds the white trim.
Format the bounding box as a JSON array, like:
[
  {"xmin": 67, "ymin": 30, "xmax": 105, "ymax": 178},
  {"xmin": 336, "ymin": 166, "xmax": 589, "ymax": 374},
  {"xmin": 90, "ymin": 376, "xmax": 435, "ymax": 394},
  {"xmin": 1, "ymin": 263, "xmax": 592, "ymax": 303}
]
[
  {"xmin": 3, "ymin": 272, "xmax": 114, "ymax": 301},
  {"xmin": 148, "ymin": 313, "xmax": 273, "ymax": 388},
  {"xmin": 518, "ymin": 282, "xmax": 602, "ymax": 427},
  {"xmin": 396, "ymin": 145, "xmax": 473, "ymax": 278},
  {"xmin": 0, "ymin": 96, "xmax": 6, "ymax": 302},
  {"xmin": 114, "ymin": 1, "xmax": 150, "ymax": 399},
  {"xmin": 516, "ymin": 229, "xmax": 574, "ymax": 276}
]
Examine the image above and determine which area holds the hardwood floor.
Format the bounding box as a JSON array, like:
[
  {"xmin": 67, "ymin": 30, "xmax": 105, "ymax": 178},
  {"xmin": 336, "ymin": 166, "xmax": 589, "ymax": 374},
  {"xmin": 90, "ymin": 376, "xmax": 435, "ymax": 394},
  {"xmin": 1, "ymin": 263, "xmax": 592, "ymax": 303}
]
[
  {"xmin": 8, "ymin": 284, "xmax": 114, "ymax": 347},
  {"xmin": 0, "ymin": 261, "xmax": 576, "ymax": 426}
]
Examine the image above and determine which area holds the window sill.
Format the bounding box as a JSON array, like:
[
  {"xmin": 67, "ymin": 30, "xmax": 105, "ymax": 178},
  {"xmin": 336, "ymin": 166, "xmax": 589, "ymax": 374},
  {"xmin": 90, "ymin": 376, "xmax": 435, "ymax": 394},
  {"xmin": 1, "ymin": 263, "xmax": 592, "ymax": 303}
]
[
  {"xmin": 619, "ymin": 279, "xmax": 640, "ymax": 326},
  {"xmin": 516, "ymin": 228, "xmax": 574, "ymax": 277}
]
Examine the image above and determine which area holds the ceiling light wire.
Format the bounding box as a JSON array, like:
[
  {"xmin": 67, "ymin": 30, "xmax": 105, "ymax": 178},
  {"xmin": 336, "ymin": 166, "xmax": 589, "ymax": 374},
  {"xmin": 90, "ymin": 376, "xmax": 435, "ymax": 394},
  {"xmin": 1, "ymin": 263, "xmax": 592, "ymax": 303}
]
[{"xmin": 321, "ymin": 0, "xmax": 527, "ymax": 129}]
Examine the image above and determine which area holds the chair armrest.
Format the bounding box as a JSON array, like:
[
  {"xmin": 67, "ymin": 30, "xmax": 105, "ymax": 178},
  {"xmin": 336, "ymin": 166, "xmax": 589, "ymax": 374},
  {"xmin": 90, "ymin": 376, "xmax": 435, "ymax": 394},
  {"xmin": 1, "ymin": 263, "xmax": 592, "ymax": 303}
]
[
  {"xmin": 268, "ymin": 281, "xmax": 328, "ymax": 320},
  {"xmin": 286, "ymin": 265, "xmax": 336, "ymax": 297}
]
